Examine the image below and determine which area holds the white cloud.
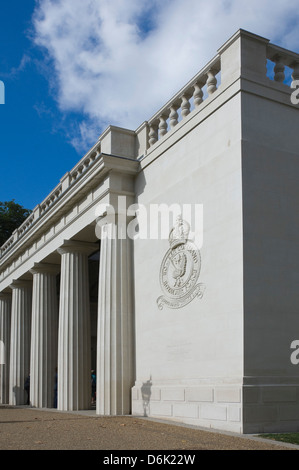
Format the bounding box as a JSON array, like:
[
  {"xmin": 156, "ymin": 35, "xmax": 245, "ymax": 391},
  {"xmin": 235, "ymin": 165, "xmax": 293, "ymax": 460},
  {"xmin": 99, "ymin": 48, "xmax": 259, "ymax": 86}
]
[
  {"xmin": 32, "ymin": 0, "xmax": 299, "ymax": 149},
  {"xmin": 1, "ymin": 54, "xmax": 31, "ymax": 79}
]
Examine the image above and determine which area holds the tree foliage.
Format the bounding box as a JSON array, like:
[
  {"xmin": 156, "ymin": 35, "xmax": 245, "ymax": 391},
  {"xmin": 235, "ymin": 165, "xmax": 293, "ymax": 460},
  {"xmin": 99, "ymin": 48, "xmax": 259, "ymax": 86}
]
[{"xmin": 0, "ymin": 200, "xmax": 32, "ymax": 247}]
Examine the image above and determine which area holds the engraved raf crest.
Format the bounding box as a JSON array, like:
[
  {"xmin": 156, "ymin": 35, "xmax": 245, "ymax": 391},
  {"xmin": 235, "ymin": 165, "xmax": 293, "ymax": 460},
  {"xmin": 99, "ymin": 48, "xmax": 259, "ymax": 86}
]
[{"xmin": 157, "ymin": 215, "xmax": 205, "ymax": 310}]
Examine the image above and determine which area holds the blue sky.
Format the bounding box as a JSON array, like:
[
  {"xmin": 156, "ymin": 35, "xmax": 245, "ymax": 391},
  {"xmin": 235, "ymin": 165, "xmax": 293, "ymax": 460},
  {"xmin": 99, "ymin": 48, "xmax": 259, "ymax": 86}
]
[
  {"xmin": 0, "ymin": 0, "xmax": 299, "ymax": 212},
  {"xmin": 0, "ymin": 0, "xmax": 80, "ymax": 211}
]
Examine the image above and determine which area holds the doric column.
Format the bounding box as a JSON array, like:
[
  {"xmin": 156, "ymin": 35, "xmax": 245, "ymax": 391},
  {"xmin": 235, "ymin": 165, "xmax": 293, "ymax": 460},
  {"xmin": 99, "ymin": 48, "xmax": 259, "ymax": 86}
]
[
  {"xmin": 0, "ymin": 292, "xmax": 12, "ymax": 404},
  {"xmin": 9, "ymin": 280, "xmax": 32, "ymax": 405},
  {"xmin": 57, "ymin": 240, "xmax": 98, "ymax": 411},
  {"xmin": 29, "ymin": 263, "xmax": 60, "ymax": 408},
  {"xmin": 97, "ymin": 221, "xmax": 135, "ymax": 415}
]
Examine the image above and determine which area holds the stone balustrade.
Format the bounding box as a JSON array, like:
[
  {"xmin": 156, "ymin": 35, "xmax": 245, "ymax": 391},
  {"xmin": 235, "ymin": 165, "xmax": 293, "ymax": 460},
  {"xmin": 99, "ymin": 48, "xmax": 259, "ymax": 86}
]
[
  {"xmin": 146, "ymin": 55, "xmax": 221, "ymax": 148},
  {"xmin": 145, "ymin": 38, "xmax": 299, "ymax": 151},
  {"xmin": 17, "ymin": 214, "xmax": 35, "ymax": 237},
  {"xmin": 39, "ymin": 185, "xmax": 62, "ymax": 215},
  {"xmin": 0, "ymin": 142, "xmax": 102, "ymax": 260},
  {"xmin": 70, "ymin": 143, "xmax": 101, "ymax": 183},
  {"xmin": 0, "ymin": 236, "xmax": 14, "ymax": 257},
  {"xmin": 267, "ymin": 43, "xmax": 299, "ymax": 84}
]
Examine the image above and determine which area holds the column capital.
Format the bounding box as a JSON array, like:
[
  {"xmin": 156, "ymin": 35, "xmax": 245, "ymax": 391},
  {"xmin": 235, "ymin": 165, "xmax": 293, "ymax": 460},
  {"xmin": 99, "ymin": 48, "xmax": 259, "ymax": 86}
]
[
  {"xmin": 9, "ymin": 279, "xmax": 32, "ymax": 290},
  {"xmin": 57, "ymin": 239, "xmax": 98, "ymax": 256},
  {"xmin": 29, "ymin": 262, "xmax": 60, "ymax": 276}
]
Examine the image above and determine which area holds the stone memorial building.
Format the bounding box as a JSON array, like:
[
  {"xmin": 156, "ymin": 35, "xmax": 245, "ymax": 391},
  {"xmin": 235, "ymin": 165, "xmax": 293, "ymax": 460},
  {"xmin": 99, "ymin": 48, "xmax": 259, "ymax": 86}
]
[{"xmin": 0, "ymin": 30, "xmax": 299, "ymax": 434}]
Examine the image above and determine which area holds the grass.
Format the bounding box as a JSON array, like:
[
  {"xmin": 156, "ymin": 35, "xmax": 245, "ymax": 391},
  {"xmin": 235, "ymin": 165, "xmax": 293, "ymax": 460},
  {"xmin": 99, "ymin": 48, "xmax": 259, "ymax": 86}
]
[{"xmin": 259, "ymin": 433, "xmax": 299, "ymax": 445}]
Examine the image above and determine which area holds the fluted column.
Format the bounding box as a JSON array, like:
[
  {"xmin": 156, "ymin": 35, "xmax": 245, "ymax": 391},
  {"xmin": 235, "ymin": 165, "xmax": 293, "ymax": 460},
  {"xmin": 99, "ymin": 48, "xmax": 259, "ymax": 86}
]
[
  {"xmin": 0, "ymin": 292, "xmax": 12, "ymax": 404},
  {"xmin": 9, "ymin": 280, "xmax": 32, "ymax": 405},
  {"xmin": 29, "ymin": 263, "xmax": 59, "ymax": 408},
  {"xmin": 97, "ymin": 221, "xmax": 135, "ymax": 416},
  {"xmin": 57, "ymin": 240, "xmax": 98, "ymax": 411}
]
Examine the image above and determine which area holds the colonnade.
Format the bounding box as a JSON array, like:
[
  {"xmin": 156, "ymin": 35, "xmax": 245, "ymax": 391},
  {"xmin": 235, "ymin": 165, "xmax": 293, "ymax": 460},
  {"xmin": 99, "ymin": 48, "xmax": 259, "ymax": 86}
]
[{"xmin": 0, "ymin": 226, "xmax": 135, "ymax": 415}]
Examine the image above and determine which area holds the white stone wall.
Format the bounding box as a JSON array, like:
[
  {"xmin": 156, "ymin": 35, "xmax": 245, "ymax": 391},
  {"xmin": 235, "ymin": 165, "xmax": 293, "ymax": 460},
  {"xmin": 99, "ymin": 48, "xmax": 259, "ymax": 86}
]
[
  {"xmin": 241, "ymin": 82, "xmax": 299, "ymax": 433},
  {"xmin": 132, "ymin": 383, "xmax": 242, "ymax": 433},
  {"xmin": 132, "ymin": 90, "xmax": 244, "ymax": 431}
]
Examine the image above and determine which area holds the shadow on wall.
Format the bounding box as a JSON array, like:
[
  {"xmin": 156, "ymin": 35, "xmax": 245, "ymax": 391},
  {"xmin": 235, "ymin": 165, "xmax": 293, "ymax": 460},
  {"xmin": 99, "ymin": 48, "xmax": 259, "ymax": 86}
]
[{"xmin": 141, "ymin": 376, "xmax": 152, "ymax": 417}]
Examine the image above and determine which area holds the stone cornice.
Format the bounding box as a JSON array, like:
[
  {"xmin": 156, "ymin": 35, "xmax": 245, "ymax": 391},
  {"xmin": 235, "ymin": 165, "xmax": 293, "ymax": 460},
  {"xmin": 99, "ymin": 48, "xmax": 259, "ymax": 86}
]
[{"xmin": 0, "ymin": 153, "xmax": 139, "ymax": 271}]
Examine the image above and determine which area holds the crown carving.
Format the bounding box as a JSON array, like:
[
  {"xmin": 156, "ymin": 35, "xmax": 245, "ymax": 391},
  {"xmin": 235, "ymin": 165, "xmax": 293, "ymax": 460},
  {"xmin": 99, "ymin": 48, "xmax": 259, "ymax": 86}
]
[{"xmin": 169, "ymin": 216, "xmax": 190, "ymax": 249}]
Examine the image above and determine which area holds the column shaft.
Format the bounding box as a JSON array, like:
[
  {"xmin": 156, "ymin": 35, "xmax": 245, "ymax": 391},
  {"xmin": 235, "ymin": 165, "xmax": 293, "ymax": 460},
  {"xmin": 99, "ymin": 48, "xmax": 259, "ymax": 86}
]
[
  {"xmin": 57, "ymin": 240, "xmax": 97, "ymax": 411},
  {"xmin": 9, "ymin": 281, "xmax": 32, "ymax": 405},
  {"xmin": 97, "ymin": 223, "xmax": 135, "ymax": 415},
  {"xmin": 0, "ymin": 293, "xmax": 12, "ymax": 404},
  {"xmin": 30, "ymin": 264, "xmax": 59, "ymax": 408}
]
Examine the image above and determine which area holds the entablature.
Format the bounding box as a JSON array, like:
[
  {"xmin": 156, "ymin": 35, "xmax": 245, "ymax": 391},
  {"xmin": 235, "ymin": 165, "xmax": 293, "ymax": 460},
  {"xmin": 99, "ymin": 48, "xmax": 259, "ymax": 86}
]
[{"xmin": 0, "ymin": 154, "xmax": 139, "ymax": 291}]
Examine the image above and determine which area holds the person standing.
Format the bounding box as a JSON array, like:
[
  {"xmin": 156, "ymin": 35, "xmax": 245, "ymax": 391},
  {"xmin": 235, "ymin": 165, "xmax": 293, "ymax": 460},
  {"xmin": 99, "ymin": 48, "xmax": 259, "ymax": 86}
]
[
  {"xmin": 91, "ymin": 370, "xmax": 96, "ymax": 405},
  {"xmin": 24, "ymin": 375, "xmax": 30, "ymax": 405}
]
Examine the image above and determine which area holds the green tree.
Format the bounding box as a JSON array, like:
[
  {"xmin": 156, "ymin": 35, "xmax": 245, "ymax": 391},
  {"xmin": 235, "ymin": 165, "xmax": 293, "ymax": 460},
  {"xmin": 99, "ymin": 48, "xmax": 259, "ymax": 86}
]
[{"xmin": 0, "ymin": 200, "xmax": 32, "ymax": 246}]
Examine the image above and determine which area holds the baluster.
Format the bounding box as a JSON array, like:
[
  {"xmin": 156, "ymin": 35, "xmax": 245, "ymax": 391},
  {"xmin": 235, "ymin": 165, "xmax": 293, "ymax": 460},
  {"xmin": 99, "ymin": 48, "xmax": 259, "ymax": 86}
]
[
  {"xmin": 181, "ymin": 94, "xmax": 191, "ymax": 118},
  {"xmin": 206, "ymin": 69, "xmax": 217, "ymax": 95},
  {"xmin": 193, "ymin": 82, "xmax": 204, "ymax": 108},
  {"xmin": 274, "ymin": 56, "xmax": 285, "ymax": 82},
  {"xmin": 94, "ymin": 148, "xmax": 101, "ymax": 160},
  {"xmin": 169, "ymin": 105, "xmax": 179, "ymax": 129},
  {"xmin": 158, "ymin": 114, "xmax": 168, "ymax": 138},
  {"xmin": 148, "ymin": 122, "xmax": 158, "ymax": 147},
  {"xmin": 84, "ymin": 157, "xmax": 91, "ymax": 168}
]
